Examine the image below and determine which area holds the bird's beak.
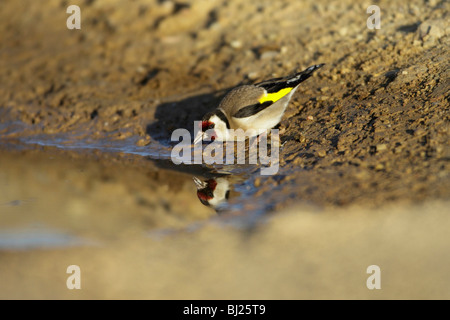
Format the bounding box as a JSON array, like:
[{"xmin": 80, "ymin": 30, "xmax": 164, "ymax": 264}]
[
  {"xmin": 194, "ymin": 130, "xmax": 203, "ymax": 145},
  {"xmin": 193, "ymin": 176, "xmax": 207, "ymax": 189}
]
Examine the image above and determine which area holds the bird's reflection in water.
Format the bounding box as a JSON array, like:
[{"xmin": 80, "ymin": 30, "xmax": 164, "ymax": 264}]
[
  {"xmin": 193, "ymin": 176, "xmax": 230, "ymax": 212},
  {"xmin": 193, "ymin": 175, "xmax": 244, "ymax": 213}
]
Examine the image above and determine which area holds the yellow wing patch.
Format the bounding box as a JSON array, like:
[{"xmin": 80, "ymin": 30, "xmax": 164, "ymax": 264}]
[{"xmin": 259, "ymin": 87, "xmax": 293, "ymax": 104}]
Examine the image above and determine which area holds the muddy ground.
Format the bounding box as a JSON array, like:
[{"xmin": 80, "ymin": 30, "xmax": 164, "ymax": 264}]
[{"xmin": 0, "ymin": 0, "xmax": 449, "ymax": 299}]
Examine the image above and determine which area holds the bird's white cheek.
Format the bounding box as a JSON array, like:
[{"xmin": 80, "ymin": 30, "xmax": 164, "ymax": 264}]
[
  {"xmin": 214, "ymin": 131, "xmax": 223, "ymax": 141},
  {"xmin": 214, "ymin": 128, "xmax": 229, "ymax": 141}
]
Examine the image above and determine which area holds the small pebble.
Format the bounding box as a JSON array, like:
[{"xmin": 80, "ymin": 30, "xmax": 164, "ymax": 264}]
[
  {"xmin": 414, "ymin": 128, "xmax": 426, "ymax": 137},
  {"xmin": 376, "ymin": 144, "xmax": 387, "ymax": 152},
  {"xmin": 316, "ymin": 149, "xmax": 326, "ymax": 158},
  {"xmin": 247, "ymin": 72, "xmax": 259, "ymax": 80},
  {"xmin": 260, "ymin": 51, "xmax": 278, "ymax": 60},
  {"xmin": 117, "ymin": 131, "xmax": 133, "ymax": 140},
  {"xmin": 136, "ymin": 135, "xmax": 151, "ymax": 146},
  {"xmin": 230, "ymin": 40, "xmax": 242, "ymax": 49}
]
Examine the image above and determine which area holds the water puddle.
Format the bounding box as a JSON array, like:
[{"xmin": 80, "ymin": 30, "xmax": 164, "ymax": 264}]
[
  {"xmin": 23, "ymin": 133, "xmax": 173, "ymax": 159},
  {"xmin": 0, "ymin": 227, "xmax": 95, "ymax": 250},
  {"xmin": 0, "ymin": 128, "xmax": 282, "ymax": 250},
  {"xmin": 14, "ymin": 132, "xmax": 272, "ymax": 216}
]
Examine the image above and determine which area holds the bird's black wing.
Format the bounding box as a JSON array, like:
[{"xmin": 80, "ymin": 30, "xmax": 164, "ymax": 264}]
[
  {"xmin": 232, "ymin": 101, "xmax": 273, "ymax": 118},
  {"xmin": 233, "ymin": 64, "xmax": 324, "ymax": 119}
]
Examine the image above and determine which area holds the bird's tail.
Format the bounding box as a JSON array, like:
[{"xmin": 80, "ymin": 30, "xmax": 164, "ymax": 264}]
[
  {"xmin": 286, "ymin": 64, "xmax": 325, "ymax": 87},
  {"xmin": 257, "ymin": 64, "xmax": 324, "ymax": 93}
]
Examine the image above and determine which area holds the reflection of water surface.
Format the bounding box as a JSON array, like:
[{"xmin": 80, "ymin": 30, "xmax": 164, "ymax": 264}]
[
  {"xmin": 18, "ymin": 133, "xmax": 274, "ymax": 216},
  {"xmin": 0, "ymin": 228, "xmax": 94, "ymax": 250},
  {"xmin": 0, "ymin": 132, "xmax": 287, "ymax": 251}
]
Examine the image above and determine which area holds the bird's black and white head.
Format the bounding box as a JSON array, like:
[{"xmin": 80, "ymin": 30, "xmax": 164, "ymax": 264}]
[
  {"xmin": 193, "ymin": 176, "xmax": 230, "ymax": 210},
  {"xmin": 194, "ymin": 110, "xmax": 230, "ymax": 143}
]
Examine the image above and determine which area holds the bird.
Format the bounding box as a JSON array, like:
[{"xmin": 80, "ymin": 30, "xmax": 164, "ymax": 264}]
[
  {"xmin": 194, "ymin": 63, "xmax": 324, "ymax": 143},
  {"xmin": 192, "ymin": 174, "xmax": 248, "ymax": 213},
  {"xmin": 193, "ymin": 176, "xmax": 231, "ymax": 211}
]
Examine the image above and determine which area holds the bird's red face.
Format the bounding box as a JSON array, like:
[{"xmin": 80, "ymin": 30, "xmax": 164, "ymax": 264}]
[
  {"xmin": 196, "ymin": 179, "xmax": 217, "ymax": 206},
  {"xmin": 200, "ymin": 120, "xmax": 216, "ymax": 141}
]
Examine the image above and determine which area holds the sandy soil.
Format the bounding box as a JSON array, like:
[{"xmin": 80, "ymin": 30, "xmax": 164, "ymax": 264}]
[{"xmin": 0, "ymin": 0, "xmax": 449, "ymax": 299}]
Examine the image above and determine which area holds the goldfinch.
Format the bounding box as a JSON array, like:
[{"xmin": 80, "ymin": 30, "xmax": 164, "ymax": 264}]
[
  {"xmin": 195, "ymin": 63, "xmax": 324, "ymax": 143},
  {"xmin": 193, "ymin": 176, "xmax": 230, "ymax": 210}
]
